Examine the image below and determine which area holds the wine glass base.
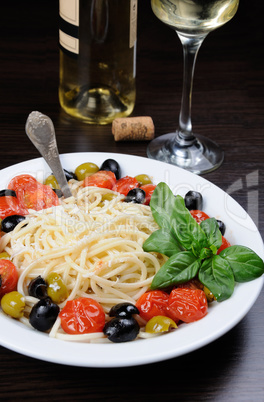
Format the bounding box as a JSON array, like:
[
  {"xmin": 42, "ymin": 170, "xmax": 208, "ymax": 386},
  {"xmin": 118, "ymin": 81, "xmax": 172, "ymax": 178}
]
[{"xmin": 147, "ymin": 132, "xmax": 224, "ymax": 175}]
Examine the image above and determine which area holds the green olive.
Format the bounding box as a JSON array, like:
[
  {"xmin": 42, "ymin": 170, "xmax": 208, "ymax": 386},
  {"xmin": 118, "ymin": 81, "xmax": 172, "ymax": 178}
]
[
  {"xmin": 145, "ymin": 315, "xmax": 177, "ymax": 334},
  {"xmin": 45, "ymin": 175, "xmax": 60, "ymax": 190},
  {"xmin": 75, "ymin": 162, "xmax": 99, "ymax": 181},
  {"xmin": 203, "ymin": 286, "xmax": 216, "ymax": 303},
  {"xmin": 1, "ymin": 291, "xmax": 26, "ymax": 319},
  {"xmin": 98, "ymin": 193, "xmax": 117, "ymax": 207},
  {"xmin": 134, "ymin": 174, "xmax": 153, "ymax": 186},
  {"xmin": 46, "ymin": 272, "xmax": 69, "ymax": 304},
  {"xmin": 0, "ymin": 251, "xmax": 10, "ymax": 259}
]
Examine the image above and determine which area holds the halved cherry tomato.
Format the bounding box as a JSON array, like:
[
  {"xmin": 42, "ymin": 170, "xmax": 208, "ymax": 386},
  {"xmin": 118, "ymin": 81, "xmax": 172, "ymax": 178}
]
[
  {"xmin": 83, "ymin": 170, "xmax": 116, "ymax": 189},
  {"xmin": 190, "ymin": 210, "xmax": 210, "ymax": 224},
  {"xmin": 135, "ymin": 290, "xmax": 170, "ymax": 322},
  {"xmin": 0, "ymin": 259, "xmax": 19, "ymax": 298},
  {"xmin": 140, "ymin": 184, "xmax": 156, "ymax": 205},
  {"xmin": 8, "ymin": 174, "xmax": 59, "ymax": 211},
  {"xmin": 8, "ymin": 174, "xmax": 38, "ymax": 192},
  {"xmin": 112, "ymin": 176, "xmax": 139, "ymax": 196},
  {"xmin": 59, "ymin": 297, "xmax": 105, "ymax": 334},
  {"xmin": 0, "ymin": 196, "xmax": 27, "ymax": 219},
  {"xmin": 17, "ymin": 185, "xmax": 59, "ymax": 211},
  {"xmin": 167, "ymin": 288, "xmax": 208, "ymax": 323},
  {"xmin": 217, "ymin": 236, "xmax": 231, "ymax": 254}
]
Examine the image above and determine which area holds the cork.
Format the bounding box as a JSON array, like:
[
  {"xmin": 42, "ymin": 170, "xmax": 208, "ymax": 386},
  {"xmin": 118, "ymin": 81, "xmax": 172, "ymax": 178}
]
[{"xmin": 112, "ymin": 116, "xmax": 155, "ymax": 141}]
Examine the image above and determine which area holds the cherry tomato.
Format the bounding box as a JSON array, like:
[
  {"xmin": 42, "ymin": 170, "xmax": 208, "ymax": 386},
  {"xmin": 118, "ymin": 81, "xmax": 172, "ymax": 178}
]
[
  {"xmin": 59, "ymin": 297, "xmax": 105, "ymax": 334},
  {"xmin": 140, "ymin": 184, "xmax": 156, "ymax": 205},
  {"xmin": 0, "ymin": 196, "xmax": 27, "ymax": 219},
  {"xmin": 8, "ymin": 174, "xmax": 59, "ymax": 211},
  {"xmin": 167, "ymin": 288, "xmax": 208, "ymax": 323},
  {"xmin": 190, "ymin": 210, "xmax": 210, "ymax": 224},
  {"xmin": 217, "ymin": 236, "xmax": 231, "ymax": 254},
  {"xmin": 82, "ymin": 170, "xmax": 116, "ymax": 190},
  {"xmin": 0, "ymin": 259, "xmax": 19, "ymax": 298},
  {"xmin": 135, "ymin": 290, "xmax": 170, "ymax": 322},
  {"xmin": 16, "ymin": 185, "xmax": 59, "ymax": 211},
  {"xmin": 8, "ymin": 174, "xmax": 38, "ymax": 192},
  {"xmin": 112, "ymin": 176, "xmax": 139, "ymax": 196}
]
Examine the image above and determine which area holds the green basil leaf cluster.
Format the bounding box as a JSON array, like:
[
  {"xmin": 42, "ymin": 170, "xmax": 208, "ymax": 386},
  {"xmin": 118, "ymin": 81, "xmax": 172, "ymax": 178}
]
[{"xmin": 143, "ymin": 183, "xmax": 264, "ymax": 302}]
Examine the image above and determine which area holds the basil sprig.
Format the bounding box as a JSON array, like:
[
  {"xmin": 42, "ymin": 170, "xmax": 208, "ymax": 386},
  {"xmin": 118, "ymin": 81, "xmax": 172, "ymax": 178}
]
[{"xmin": 143, "ymin": 183, "xmax": 264, "ymax": 301}]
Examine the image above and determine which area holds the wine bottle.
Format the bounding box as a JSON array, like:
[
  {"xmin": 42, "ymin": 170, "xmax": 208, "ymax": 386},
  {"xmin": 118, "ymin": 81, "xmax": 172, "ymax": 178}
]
[{"xmin": 59, "ymin": 0, "xmax": 137, "ymax": 124}]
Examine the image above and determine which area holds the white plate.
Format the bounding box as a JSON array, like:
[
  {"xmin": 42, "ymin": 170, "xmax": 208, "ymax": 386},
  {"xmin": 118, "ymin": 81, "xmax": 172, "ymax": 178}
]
[{"xmin": 0, "ymin": 152, "xmax": 263, "ymax": 367}]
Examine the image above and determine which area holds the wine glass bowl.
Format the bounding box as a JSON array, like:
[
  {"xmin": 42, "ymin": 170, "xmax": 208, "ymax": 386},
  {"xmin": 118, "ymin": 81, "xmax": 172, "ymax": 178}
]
[{"xmin": 147, "ymin": 0, "xmax": 239, "ymax": 174}]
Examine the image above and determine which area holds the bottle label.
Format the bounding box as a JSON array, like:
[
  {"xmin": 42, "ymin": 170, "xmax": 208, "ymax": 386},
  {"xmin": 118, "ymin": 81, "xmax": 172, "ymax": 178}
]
[
  {"xmin": 59, "ymin": 0, "xmax": 138, "ymax": 55},
  {"xmin": 59, "ymin": 0, "xmax": 79, "ymax": 56},
  {"xmin": 130, "ymin": 0, "xmax": 138, "ymax": 48}
]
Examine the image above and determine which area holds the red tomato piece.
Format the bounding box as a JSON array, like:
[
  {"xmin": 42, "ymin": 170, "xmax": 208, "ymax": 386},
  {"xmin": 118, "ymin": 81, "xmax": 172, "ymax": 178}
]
[
  {"xmin": 112, "ymin": 176, "xmax": 139, "ymax": 196},
  {"xmin": 59, "ymin": 297, "xmax": 105, "ymax": 334},
  {"xmin": 140, "ymin": 184, "xmax": 156, "ymax": 205},
  {"xmin": 135, "ymin": 290, "xmax": 171, "ymax": 322},
  {"xmin": 217, "ymin": 236, "xmax": 231, "ymax": 254},
  {"xmin": 8, "ymin": 174, "xmax": 38, "ymax": 192},
  {"xmin": 0, "ymin": 196, "xmax": 28, "ymax": 219},
  {"xmin": 167, "ymin": 288, "xmax": 208, "ymax": 323},
  {"xmin": 0, "ymin": 260, "xmax": 19, "ymax": 298},
  {"xmin": 16, "ymin": 185, "xmax": 59, "ymax": 211},
  {"xmin": 83, "ymin": 170, "xmax": 116, "ymax": 190},
  {"xmin": 190, "ymin": 210, "xmax": 210, "ymax": 224},
  {"xmin": 8, "ymin": 174, "xmax": 59, "ymax": 212}
]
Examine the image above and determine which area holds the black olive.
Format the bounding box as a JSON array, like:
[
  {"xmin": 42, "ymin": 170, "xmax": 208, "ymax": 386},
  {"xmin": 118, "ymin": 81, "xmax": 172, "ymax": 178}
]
[
  {"xmin": 28, "ymin": 276, "xmax": 48, "ymax": 299},
  {"xmin": 184, "ymin": 191, "xmax": 203, "ymax": 210},
  {"xmin": 0, "ymin": 189, "xmax": 16, "ymax": 197},
  {"xmin": 29, "ymin": 297, "xmax": 60, "ymax": 332},
  {"xmin": 109, "ymin": 302, "xmax": 139, "ymax": 318},
  {"xmin": 1, "ymin": 215, "xmax": 26, "ymax": 233},
  {"xmin": 100, "ymin": 159, "xmax": 121, "ymax": 180},
  {"xmin": 52, "ymin": 188, "xmax": 63, "ymax": 198},
  {"xmin": 103, "ymin": 317, "xmax": 140, "ymax": 343},
  {"xmin": 124, "ymin": 188, "xmax": 146, "ymax": 204},
  {"xmin": 63, "ymin": 169, "xmax": 77, "ymax": 181},
  {"xmin": 217, "ymin": 219, "xmax": 226, "ymax": 236}
]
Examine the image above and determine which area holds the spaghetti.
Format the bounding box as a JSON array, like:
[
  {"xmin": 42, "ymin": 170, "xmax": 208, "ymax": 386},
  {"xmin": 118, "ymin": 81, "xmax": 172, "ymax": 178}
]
[{"xmin": 0, "ymin": 181, "xmax": 167, "ymax": 341}]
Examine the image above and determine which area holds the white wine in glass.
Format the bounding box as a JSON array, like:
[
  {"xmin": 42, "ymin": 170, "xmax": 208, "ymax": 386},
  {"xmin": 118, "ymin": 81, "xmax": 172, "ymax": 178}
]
[{"xmin": 147, "ymin": 0, "xmax": 239, "ymax": 174}]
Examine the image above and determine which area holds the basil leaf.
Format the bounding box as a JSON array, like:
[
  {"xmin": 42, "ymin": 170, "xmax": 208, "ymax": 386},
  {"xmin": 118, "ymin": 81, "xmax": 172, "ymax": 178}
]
[
  {"xmin": 172, "ymin": 195, "xmax": 209, "ymax": 255},
  {"xmin": 149, "ymin": 183, "xmax": 208, "ymax": 257},
  {"xmin": 151, "ymin": 251, "xmax": 201, "ymax": 289},
  {"xmin": 149, "ymin": 182, "xmax": 177, "ymax": 232},
  {"xmin": 198, "ymin": 255, "xmax": 235, "ymax": 302},
  {"xmin": 143, "ymin": 229, "xmax": 183, "ymax": 257},
  {"xmin": 199, "ymin": 247, "xmax": 214, "ymax": 260},
  {"xmin": 200, "ymin": 218, "xmax": 222, "ymax": 252},
  {"xmin": 219, "ymin": 245, "xmax": 264, "ymax": 282}
]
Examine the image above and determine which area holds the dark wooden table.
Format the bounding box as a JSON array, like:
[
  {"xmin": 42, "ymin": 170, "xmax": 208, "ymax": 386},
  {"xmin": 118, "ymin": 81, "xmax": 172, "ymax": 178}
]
[{"xmin": 1, "ymin": 1, "xmax": 263, "ymax": 400}]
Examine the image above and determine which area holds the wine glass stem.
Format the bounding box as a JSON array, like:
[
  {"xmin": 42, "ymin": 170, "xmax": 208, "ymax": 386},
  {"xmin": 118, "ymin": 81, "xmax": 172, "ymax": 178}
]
[{"xmin": 177, "ymin": 33, "xmax": 207, "ymax": 143}]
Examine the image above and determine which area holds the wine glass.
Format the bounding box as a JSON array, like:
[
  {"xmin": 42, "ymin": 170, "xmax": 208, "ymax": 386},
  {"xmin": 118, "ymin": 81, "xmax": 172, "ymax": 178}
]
[{"xmin": 147, "ymin": 0, "xmax": 239, "ymax": 174}]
